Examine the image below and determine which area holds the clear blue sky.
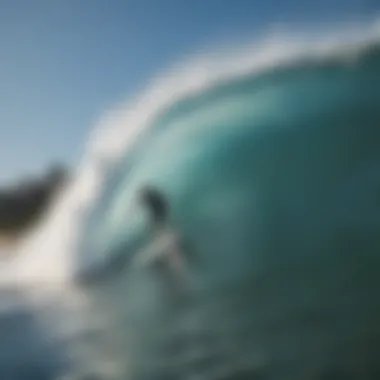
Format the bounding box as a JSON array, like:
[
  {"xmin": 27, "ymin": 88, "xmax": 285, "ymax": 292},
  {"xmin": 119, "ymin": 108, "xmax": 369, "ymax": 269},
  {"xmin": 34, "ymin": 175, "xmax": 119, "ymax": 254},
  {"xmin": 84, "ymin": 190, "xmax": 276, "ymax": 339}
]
[{"xmin": 0, "ymin": 0, "xmax": 378, "ymax": 183}]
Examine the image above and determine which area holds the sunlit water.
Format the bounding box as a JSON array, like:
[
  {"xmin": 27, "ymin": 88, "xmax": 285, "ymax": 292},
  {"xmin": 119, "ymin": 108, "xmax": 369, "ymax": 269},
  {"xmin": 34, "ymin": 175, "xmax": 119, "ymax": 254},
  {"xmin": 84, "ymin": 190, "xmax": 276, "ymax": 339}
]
[{"xmin": 0, "ymin": 21, "xmax": 380, "ymax": 379}]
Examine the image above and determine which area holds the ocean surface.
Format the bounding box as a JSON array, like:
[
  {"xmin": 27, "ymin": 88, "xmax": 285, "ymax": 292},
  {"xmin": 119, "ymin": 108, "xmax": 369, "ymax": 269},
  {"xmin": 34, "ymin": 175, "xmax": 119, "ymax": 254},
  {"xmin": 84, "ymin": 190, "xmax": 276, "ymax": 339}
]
[{"xmin": 0, "ymin": 22, "xmax": 380, "ymax": 379}]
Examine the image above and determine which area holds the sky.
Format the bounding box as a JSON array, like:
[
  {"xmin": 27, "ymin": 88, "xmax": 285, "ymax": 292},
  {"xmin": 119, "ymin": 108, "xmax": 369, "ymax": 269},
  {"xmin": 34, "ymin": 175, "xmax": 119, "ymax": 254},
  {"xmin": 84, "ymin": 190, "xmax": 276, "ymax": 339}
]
[{"xmin": 0, "ymin": 0, "xmax": 379, "ymax": 184}]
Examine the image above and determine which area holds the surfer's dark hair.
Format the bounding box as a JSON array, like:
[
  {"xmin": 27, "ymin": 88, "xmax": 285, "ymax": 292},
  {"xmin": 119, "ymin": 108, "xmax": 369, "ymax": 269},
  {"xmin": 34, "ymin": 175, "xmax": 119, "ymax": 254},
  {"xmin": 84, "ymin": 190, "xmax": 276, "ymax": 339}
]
[{"xmin": 140, "ymin": 186, "xmax": 169, "ymax": 223}]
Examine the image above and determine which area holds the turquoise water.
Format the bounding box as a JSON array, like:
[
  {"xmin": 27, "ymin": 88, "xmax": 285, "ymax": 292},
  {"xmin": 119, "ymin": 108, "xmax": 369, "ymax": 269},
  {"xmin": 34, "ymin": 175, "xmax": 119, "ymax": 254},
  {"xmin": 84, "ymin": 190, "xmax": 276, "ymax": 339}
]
[
  {"xmin": 81, "ymin": 41, "xmax": 380, "ymax": 284},
  {"xmin": 74, "ymin": 39, "xmax": 380, "ymax": 379}
]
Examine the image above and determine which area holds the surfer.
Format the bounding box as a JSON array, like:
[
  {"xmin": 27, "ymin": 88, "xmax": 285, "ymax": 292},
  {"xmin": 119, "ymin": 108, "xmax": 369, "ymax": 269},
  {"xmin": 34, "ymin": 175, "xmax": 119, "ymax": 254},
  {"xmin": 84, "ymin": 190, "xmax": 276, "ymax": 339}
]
[{"xmin": 135, "ymin": 186, "xmax": 186, "ymax": 283}]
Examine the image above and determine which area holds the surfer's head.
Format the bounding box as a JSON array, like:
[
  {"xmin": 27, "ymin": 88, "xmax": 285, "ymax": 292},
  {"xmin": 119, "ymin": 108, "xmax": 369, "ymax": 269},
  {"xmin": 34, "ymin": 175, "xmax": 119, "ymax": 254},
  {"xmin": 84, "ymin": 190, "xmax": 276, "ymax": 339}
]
[{"xmin": 139, "ymin": 186, "xmax": 169, "ymax": 225}]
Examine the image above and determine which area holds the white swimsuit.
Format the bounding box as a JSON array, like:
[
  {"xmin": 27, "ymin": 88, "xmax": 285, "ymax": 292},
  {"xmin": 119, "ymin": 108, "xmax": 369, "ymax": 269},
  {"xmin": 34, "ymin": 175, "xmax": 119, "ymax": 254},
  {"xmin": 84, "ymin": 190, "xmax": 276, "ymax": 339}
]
[{"xmin": 133, "ymin": 227, "xmax": 185, "ymax": 279}]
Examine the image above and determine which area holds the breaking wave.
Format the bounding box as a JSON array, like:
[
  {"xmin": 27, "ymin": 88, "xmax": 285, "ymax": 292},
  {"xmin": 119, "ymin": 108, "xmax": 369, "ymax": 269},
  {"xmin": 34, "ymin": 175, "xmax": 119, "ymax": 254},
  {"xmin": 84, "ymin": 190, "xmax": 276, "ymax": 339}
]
[{"xmin": 0, "ymin": 20, "xmax": 379, "ymax": 379}]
